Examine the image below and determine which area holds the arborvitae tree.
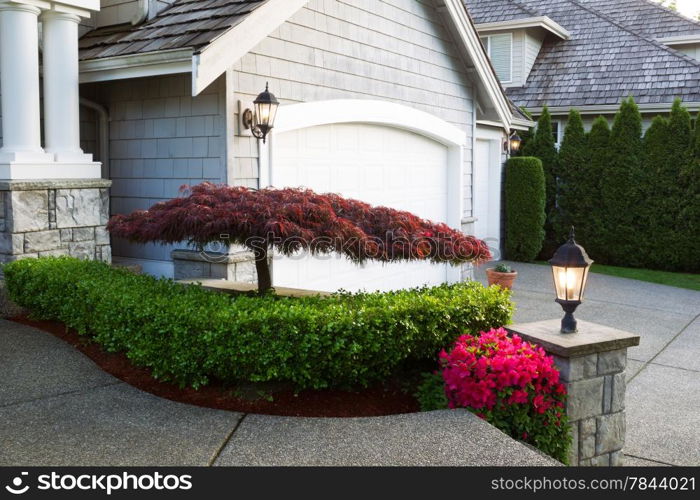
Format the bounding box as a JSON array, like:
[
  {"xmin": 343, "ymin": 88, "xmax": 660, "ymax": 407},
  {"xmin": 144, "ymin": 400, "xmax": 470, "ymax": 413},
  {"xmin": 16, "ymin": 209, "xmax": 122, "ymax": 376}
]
[
  {"xmin": 513, "ymin": 108, "xmax": 535, "ymax": 156},
  {"xmin": 600, "ymin": 97, "xmax": 643, "ymax": 266},
  {"xmin": 522, "ymin": 106, "xmax": 559, "ymax": 256},
  {"xmin": 555, "ymin": 109, "xmax": 589, "ymax": 244},
  {"xmin": 679, "ymin": 113, "xmax": 700, "ymax": 272},
  {"xmin": 584, "ymin": 116, "xmax": 611, "ymax": 262},
  {"xmin": 640, "ymin": 116, "xmax": 671, "ymax": 267},
  {"xmin": 641, "ymin": 99, "xmax": 692, "ymax": 270}
]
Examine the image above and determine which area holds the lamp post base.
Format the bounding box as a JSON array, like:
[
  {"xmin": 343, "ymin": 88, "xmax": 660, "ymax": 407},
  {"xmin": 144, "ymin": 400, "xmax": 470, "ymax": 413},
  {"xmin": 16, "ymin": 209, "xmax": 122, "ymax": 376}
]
[
  {"xmin": 561, "ymin": 311, "xmax": 577, "ymax": 333},
  {"xmin": 556, "ymin": 299, "xmax": 581, "ymax": 334}
]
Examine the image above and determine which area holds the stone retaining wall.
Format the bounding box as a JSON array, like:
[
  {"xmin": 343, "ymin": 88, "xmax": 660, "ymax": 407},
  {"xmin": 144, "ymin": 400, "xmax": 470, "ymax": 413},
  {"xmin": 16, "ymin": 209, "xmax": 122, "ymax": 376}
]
[{"xmin": 0, "ymin": 180, "xmax": 112, "ymax": 265}]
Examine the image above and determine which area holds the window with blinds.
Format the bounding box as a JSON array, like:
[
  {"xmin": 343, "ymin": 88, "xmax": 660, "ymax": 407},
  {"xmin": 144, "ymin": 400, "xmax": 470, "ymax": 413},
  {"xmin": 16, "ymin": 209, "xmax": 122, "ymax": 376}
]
[{"xmin": 480, "ymin": 33, "xmax": 513, "ymax": 83}]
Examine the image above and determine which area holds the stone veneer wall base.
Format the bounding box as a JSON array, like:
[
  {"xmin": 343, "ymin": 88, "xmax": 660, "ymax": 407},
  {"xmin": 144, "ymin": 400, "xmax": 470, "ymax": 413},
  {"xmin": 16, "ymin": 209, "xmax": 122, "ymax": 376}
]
[{"xmin": 0, "ymin": 179, "xmax": 112, "ymax": 265}]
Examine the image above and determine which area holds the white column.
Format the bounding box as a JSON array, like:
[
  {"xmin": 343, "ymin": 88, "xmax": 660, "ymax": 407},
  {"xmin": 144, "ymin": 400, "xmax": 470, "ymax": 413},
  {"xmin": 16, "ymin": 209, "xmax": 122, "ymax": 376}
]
[
  {"xmin": 41, "ymin": 10, "xmax": 91, "ymax": 162},
  {"xmin": 0, "ymin": 2, "xmax": 51, "ymax": 162}
]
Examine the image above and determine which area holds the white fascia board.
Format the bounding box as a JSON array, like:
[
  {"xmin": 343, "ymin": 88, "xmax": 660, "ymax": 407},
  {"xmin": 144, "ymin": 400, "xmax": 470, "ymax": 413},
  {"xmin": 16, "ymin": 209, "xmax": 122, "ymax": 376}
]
[
  {"xmin": 511, "ymin": 117, "xmax": 535, "ymax": 129},
  {"xmin": 476, "ymin": 16, "xmax": 571, "ymax": 40},
  {"xmin": 79, "ymin": 49, "xmax": 194, "ymax": 83},
  {"xmin": 192, "ymin": 0, "xmax": 310, "ymax": 95},
  {"xmin": 52, "ymin": 0, "xmax": 99, "ymax": 12},
  {"xmin": 526, "ymin": 102, "xmax": 700, "ymax": 116},
  {"xmin": 441, "ymin": 0, "xmax": 512, "ymax": 131},
  {"xmin": 657, "ymin": 34, "xmax": 700, "ymax": 45}
]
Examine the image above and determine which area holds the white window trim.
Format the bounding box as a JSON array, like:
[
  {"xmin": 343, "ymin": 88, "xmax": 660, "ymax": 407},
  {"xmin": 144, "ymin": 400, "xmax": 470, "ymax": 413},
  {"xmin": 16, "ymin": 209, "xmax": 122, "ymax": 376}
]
[
  {"xmin": 481, "ymin": 33, "xmax": 513, "ymax": 85},
  {"xmin": 259, "ymin": 99, "xmax": 467, "ymax": 284}
]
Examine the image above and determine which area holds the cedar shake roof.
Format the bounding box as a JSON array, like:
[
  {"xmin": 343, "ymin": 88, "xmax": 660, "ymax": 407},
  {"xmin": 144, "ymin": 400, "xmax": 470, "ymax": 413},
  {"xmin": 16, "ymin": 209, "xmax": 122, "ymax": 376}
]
[
  {"xmin": 79, "ymin": 0, "xmax": 268, "ymax": 60},
  {"xmin": 465, "ymin": 0, "xmax": 700, "ymax": 109}
]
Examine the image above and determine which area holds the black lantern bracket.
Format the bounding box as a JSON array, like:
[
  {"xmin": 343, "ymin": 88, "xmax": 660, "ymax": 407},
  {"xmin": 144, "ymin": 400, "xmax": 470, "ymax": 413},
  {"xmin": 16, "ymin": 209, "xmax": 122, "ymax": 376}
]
[
  {"xmin": 504, "ymin": 130, "xmax": 522, "ymax": 155},
  {"xmin": 239, "ymin": 82, "xmax": 279, "ymax": 143}
]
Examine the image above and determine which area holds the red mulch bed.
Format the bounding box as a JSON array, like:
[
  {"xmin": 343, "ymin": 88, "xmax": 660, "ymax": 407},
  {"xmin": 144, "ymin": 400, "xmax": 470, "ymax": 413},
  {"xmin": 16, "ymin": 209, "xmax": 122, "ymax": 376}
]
[{"xmin": 10, "ymin": 316, "xmax": 420, "ymax": 417}]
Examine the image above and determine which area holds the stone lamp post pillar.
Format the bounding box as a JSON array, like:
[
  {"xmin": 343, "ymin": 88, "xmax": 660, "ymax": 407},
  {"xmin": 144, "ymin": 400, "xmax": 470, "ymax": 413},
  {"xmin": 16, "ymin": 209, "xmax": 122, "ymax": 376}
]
[{"xmin": 507, "ymin": 320, "xmax": 640, "ymax": 466}]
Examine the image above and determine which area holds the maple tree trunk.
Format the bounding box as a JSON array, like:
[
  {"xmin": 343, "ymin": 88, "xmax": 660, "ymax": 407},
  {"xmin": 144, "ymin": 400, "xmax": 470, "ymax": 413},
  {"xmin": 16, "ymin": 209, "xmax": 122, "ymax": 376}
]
[{"xmin": 254, "ymin": 247, "xmax": 272, "ymax": 295}]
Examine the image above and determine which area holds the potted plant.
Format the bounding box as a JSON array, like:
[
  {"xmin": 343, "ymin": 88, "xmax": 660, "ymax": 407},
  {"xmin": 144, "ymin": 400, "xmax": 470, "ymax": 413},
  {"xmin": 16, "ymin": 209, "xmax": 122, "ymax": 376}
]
[{"xmin": 486, "ymin": 263, "xmax": 517, "ymax": 290}]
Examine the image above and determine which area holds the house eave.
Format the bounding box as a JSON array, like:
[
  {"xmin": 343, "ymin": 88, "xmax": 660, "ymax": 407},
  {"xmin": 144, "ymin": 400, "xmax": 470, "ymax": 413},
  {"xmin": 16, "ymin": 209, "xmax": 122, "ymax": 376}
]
[
  {"xmin": 475, "ymin": 16, "xmax": 571, "ymax": 40},
  {"xmin": 79, "ymin": 48, "xmax": 194, "ymax": 83},
  {"xmin": 525, "ymin": 102, "xmax": 700, "ymax": 115},
  {"xmin": 657, "ymin": 34, "xmax": 700, "ymax": 46},
  {"xmin": 440, "ymin": 0, "xmax": 513, "ymax": 131}
]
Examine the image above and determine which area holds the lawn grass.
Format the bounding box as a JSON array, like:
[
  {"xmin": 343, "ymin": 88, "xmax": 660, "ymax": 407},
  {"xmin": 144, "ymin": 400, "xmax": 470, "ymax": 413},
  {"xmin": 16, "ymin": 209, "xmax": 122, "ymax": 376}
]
[
  {"xmin": 587, "ymin": 263, "xmax": 700, "ymax": 292},
  {"xmin": 535, "ymin": 261, "xmax": 699, "ymax": 291}
]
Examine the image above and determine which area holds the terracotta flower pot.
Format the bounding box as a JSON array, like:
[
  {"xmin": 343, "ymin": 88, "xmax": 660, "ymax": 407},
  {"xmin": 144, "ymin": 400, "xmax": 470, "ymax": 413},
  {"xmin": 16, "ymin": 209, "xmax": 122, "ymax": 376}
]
[{"xmin": 485, "ymin": 268, "xmax": 518, "ymax": 290}]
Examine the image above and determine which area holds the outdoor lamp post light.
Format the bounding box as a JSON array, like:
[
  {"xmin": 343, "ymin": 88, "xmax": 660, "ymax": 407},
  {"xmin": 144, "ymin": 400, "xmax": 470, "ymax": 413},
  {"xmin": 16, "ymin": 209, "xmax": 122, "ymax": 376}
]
[
  {"xmin": 242, "ymin": 82, "xmax": 279, "ymax": 143},
  {"xmin": 505, "ymin": 130, "xmax": 522, "ymax": 154},
  {"xmin": 549, "ymin": 226, "xmax": 593, "ymax": 333}
]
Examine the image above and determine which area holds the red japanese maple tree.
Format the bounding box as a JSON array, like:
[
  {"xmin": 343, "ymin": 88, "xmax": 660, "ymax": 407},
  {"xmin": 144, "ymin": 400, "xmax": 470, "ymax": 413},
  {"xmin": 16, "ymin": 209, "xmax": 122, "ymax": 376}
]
[{"xmin": 108, "ymin": 183, "xmax": 491, "ymax": 294}]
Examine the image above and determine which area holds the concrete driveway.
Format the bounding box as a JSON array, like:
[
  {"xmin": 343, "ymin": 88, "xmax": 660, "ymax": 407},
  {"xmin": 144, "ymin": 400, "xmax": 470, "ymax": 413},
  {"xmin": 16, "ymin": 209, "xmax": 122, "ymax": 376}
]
[{"xmin": 475, "ymin": 261, "xmax": 700, "ymax": 466}]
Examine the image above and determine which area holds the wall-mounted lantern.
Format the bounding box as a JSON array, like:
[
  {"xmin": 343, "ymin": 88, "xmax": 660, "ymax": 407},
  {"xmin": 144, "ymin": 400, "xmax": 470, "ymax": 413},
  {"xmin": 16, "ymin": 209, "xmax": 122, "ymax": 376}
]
[
  {"xmin": 504, "ymin": 130, "xmax": 522, "ymax": 154},
  {"xmin": 549, "ymin": 227, "xmax": 593, "ymax": 333},
  {"xmin": 242, "ymin": 83, "xmax": 279, "ymax": 143}
]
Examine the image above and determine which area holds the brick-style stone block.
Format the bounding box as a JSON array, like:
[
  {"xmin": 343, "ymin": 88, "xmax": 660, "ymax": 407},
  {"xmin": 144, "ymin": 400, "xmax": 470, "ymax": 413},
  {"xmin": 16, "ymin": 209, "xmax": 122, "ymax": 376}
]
[
  {"xmin": 97, "ymin": 245, "xmax": 112, "ymax": 264},
  {"xmin": 596, "ymin": 412, "xmax": 625, "ymax": 455},
  {"xmin": 554, "ymin": 354, "xmax": 597, "ymax": 382},
  {"xmin": 611, "ymin": 373, "xmax": 626, "ymax": 413},
  {"xmin": 0, "ymin": 233, "xmax": 24, "ymax": 255},
  {"xmin": 589, "ymin": 454, "xmax": 610, "ymax": 466},
  {"xmin": 568, "ymin": 422, "xmax": 579, "ymax": 465},
  {"xmin": 56, "ymin": 189, "xmax": 102, "ymax": 228},
  {"xmin": 610, "ymin": 451, "xmax": 624, "ymax": 466},
  {"xmin": 38, "ymin": 249, "xmax": 70, "ymax": 258},
  {"xmin": 232, "ymin": 260, "xmax": 257, "ymax": 283},
  {"xmin": 60, "ymin": 229, "xmax": 73, "ymax": 242},
  {"xmin": 174, "ymin": 261, "xmax": 211, "ymax": 280},
  {"xmin": 8, "ymin": 191, "xmax": 49, "ymax": 232},
  {"xmin": 579, "ymin": 417, "xmax": 596, "ymax": 459},
  {"xmin": 95, "ymin": 226, "xmax": 110, "ymax": 245},
  {"xmin": 72, "ymin": 227, "xmax": 95, "ymax": 242},
  {"xmin": 100, "ymin": 189, "xmax": 110, "ymax": 225},
  {"xmin": 603, "ymin": 375, "xmax": 613, "ymax": 414},
  {"xmin": 598, "ymin": 349, "xmax": 627, "ymax": 375},
  {"xmin": 567, "ymin": 377, "xmax": 604, "ymax": 420},
  {"xmin": 24, "ymin": 230, "xmax": 61, "ymax": 253},
  {"xmin": 69, "ymin": 241, "xmax": 96, "ymax": 260}
]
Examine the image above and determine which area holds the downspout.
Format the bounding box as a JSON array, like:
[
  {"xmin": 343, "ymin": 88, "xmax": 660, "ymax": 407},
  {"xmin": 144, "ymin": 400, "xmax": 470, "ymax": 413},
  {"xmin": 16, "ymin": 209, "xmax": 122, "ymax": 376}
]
[
  {"xmin": 79, "ymin": 97, "xmax": 110, "ymax": 179},
  {"xmin": 131, "ymin": 0, "xmax": 149, "ymax": 25}
]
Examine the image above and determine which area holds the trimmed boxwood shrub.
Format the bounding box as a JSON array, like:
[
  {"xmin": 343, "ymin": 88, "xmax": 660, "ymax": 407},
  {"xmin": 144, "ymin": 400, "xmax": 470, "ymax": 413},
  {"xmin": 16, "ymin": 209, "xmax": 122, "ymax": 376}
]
[
  {"xmin": 504, "ymin": 157, "xmax": 546, "ymax": 261},
  {"xmin": 3, "ymin": 257, "xmax": 513, "ymax": 390}
]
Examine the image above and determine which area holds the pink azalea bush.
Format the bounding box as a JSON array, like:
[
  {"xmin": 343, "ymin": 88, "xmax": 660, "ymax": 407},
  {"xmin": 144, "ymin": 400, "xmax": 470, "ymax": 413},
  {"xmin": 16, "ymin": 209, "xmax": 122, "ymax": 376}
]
[{"xmin": 440, "ymin": 328, "xmax": 571, "ymax": 462}]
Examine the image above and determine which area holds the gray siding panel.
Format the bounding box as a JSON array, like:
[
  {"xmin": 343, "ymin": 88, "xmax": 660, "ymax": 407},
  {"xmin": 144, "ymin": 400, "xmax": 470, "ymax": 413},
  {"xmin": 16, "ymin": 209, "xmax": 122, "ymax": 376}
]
[{"xmin": 88, "ymin": 74, "xmax": 227, "ymax": 262}]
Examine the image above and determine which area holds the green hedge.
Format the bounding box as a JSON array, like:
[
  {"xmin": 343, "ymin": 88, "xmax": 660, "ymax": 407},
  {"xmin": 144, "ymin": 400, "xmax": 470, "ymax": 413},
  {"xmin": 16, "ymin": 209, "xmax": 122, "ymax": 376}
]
[
  {"xmin": 4, "ymin": 257, "xmax": 513, "ymax": 390},
  {"xmin": 504, "ymin": 157, "xmax": 546, "ymax": 261}
]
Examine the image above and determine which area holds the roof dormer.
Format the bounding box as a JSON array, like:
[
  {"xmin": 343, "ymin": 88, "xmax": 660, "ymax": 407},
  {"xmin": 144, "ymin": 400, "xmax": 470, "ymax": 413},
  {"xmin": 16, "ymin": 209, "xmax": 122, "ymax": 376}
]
[
  {"xmin": 657, "ymin": 34, "xmax": 700, "ymax": 61},
  {"xmin": 476, "ymin": 16, "xmax": 570, "ymax": 87}
]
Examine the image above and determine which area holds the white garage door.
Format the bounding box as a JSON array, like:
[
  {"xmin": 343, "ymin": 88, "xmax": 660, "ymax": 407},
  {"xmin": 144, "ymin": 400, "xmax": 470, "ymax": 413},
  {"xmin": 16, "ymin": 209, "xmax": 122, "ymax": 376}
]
[{"xmin": 272, "ymin": 122, "xmax": 450, "ymax": 292}]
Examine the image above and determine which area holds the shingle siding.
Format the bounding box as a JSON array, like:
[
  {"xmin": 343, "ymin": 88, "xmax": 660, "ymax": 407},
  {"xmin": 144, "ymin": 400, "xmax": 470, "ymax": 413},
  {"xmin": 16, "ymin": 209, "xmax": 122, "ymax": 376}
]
[
  {"xmin": 82, "ymin": 74, "xmax": 227, "ymax": 262},
  {"xmin": 232, "ymin": 0, "xmax": 476, "ymax": 216}
]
